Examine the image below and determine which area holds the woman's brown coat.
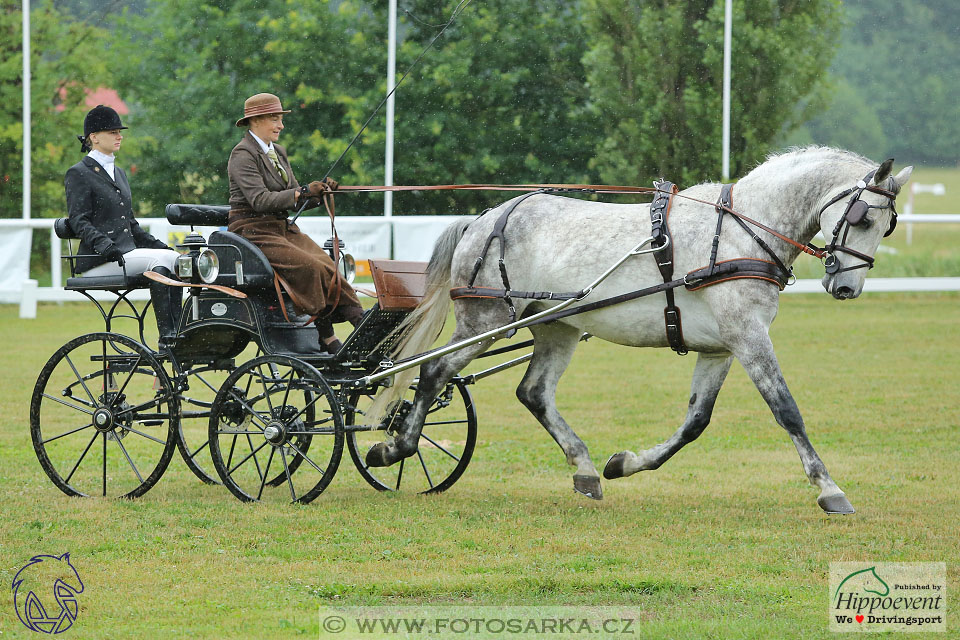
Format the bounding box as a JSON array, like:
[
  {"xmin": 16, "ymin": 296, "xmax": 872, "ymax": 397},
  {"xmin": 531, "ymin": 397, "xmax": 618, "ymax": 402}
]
[{"xmin": 227, "ymin": 132, "xmax": 360, "ymax": 318}]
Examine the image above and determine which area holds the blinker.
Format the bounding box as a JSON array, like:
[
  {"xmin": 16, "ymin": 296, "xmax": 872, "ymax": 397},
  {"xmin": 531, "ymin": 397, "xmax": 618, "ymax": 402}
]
[{"xmin": 845, "ymin": 200, "xmax": 869, "ymax": 226}]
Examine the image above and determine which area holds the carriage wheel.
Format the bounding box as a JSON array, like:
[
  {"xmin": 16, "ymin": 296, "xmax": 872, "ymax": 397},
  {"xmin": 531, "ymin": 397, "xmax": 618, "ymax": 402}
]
[
  {"xmin": 30, "ymin": 333, "xmax": 179, "ymax": 498},
  {"xmin": 345, "ymin": 379, "xmax": 477, "ymax": 493},
  {"xmin": 174, "ymin": 364, "xmax": 232, "ymax": 485},
  {"xmin": 208, "ymin": 356, "xmax": 343, "ymax": 503}
]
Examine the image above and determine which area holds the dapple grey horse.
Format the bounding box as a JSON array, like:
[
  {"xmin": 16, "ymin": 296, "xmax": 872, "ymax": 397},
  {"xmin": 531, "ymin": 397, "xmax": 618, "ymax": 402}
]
[{"xmin": 366, "ymin": 147, "xmax": 912, "ymax": 514}]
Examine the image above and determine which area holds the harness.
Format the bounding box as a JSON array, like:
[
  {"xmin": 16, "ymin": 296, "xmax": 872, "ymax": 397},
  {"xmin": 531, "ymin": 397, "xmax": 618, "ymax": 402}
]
[{"xmin": 448, "ymin": 169, "xmax": 898, "ymax": 353}]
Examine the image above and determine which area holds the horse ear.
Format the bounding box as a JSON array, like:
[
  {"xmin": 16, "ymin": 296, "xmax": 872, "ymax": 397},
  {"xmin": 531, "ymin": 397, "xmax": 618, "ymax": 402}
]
[
  {"xmin": 873, "ymin": 158, "xmax": 894, "ymax": 184},
  {"xmin": 893, "ymin": 165, "xmax": 914, "ymax": 188}
]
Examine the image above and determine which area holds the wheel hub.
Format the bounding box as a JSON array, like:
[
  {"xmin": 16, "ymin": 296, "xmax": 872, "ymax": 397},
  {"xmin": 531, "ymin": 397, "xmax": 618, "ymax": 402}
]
[
  {"xmin": 93, "ymin": 408, "xmax": 114, "ymax": 432},
  {"xmin": 263, "ymin": 422, "xmax": 286, "ymax": 445}
]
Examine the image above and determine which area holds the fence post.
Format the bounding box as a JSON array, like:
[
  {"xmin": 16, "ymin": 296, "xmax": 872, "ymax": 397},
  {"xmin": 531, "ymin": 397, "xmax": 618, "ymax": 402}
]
[{"xmin": 20, "ymin": 279, "xmax": 38, "ymax": 319}]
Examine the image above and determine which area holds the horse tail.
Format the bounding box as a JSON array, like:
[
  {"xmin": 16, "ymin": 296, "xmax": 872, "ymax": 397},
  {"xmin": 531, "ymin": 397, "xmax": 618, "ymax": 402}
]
[{"xmin": 366, "ymin": 217, "xmax": 472, "ymax": 422}]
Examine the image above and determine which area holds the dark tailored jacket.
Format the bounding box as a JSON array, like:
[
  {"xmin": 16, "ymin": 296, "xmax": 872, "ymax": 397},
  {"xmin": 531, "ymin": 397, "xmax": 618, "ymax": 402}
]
[
  {"xmin": 228, "ymin": 132, "xmax": 300, "ymax": 214},
  {"xmin": 227, "ymin": 131, "xmax": 361, "ymax": 317},
  {"xmin": 64, "ymin": 156, "xmax": 168, "ymax": 272}
]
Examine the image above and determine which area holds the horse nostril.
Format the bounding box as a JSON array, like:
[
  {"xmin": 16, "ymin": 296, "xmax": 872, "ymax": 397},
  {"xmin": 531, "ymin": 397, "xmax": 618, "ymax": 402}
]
[{"xmin": 836, "ymin": 285, "xmax": 855, "ymax": 298}]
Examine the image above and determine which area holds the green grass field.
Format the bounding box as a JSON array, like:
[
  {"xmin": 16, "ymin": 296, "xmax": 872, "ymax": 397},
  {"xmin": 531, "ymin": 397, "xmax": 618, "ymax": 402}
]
[{"xmin": 1, "ymin": 291, "xmax": 957, "ymax": 638}]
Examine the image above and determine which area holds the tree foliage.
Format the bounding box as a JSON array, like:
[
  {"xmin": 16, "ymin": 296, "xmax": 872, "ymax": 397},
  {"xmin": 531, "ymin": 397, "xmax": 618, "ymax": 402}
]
[
  {"xmin": 798, "ymin": 0, "xmax": 960, "ymax": 166},
  {"xmin": 582, "ymin": 0, "xmax": 843, "ymax": 187},
  {"xmin": 0, "ymin": 0, "xmax": 109, "ymax": 219}
]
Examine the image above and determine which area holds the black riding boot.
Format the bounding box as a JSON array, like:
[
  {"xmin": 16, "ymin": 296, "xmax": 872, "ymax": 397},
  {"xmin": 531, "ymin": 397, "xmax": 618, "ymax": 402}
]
[{"xmin": 148, "ymin": 267, "xmax": 181, "ymax": 349}]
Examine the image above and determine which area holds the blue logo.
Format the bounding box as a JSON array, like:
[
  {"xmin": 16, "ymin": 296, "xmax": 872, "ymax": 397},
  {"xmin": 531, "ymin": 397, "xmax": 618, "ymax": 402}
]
[{"xmin": 12, "ymin": 553, "xmax": 84, "ymax": 634}]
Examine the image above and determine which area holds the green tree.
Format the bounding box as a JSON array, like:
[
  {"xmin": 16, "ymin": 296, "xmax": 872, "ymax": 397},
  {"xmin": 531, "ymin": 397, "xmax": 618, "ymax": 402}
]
[
  {"xmin": 375, "ymin": 0, "xmax": 603, "ymax": 214},
  {"xmin": 0, "ymin": 0, "xmax": 109, "ymax": 219},
  {"xmin": 803, "ymin": 0, "xmax": 959, "ymax": 165},
  {"xmin": 582, "ymin": 0, "xmax": 843, "ymax": 186},
  {"xmin": 109, "ymin": 0, "xmax": 385, "ymax": 214}
]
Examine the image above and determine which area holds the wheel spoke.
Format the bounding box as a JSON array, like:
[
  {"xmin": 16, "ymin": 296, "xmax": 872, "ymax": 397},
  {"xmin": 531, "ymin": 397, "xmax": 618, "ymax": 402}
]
[
  {"xmin": 395, "ymin": 457, "xmax": 405, "ymax": 491},
  {"xmin": 108, "ymin": 354, "xmax": 143, "ymax": 408},
  {"xmin": 64, "ymin": 431, "xmax": 99, "ymax": 484},
  {"xmin": 187, "ymin": 438, "xmax": 210, "ymax": 460},
  {"xmin": 102, "ymin": 433, "xmax": 107, "ymax": 497},
  {"xmin": 256, "ymin": 446, "xmax": 276, "ymax": 500},
  {"xmin": 41, "ymin": 422, "xmax": 94, "ymax": 445},
  {"xmin": 226, "ymin": 434, "xmax": 238, "ymax": 470},
  {"xmin": 285, "ymin": 440, "xmax": 326, "ymax": 476},
  {"xmin": 416, "ymin": 449, "xmax": 435, "ymax": 489},
  {"xmin": 256, "ymin": 363, "xmax": 276, "ymax": 415},
  {"xmin": 120, "ymin": 425, "xmax": 168, "ymax": 445},
  {"xmin": 279, "ymin": 447, "xmax": 297, "ymax": 502},
  {"xmin": 224, "ymin": 387, "xmax": 270, "ymax": 430},
  {"xmin": 245, "ymin": 434, "xmax": 265, "ymax": 481},
  {"xmin": 113, "ymin": 434, "xmax": 144, "ymax": 483},
  {"xmin": 279, "ymin": 368, "xmax": 295, "ymax": 416},
  {"xmin": 422, "ymin": 419, "xmax": 470, "ymax": 426},
  {"xmin": 419, "ymin": 432, "xmax": 461, "ymax": 462},
  {"xmin": 226, "ymin": 436, "xmax": 268, "ymax": 476},
  {"xmin": 64, "ymin": 353, "xmax": 97, "ymax": 406},
  {"xmin": 41, "ymin": 392, "xmax": 94, "ymax": 416}
]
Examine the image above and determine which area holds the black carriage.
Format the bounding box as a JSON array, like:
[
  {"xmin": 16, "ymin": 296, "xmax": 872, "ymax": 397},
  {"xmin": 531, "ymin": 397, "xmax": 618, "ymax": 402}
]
[{"xmin": 30, "ymin": 204, "xmax": 482, "ymax": 503}]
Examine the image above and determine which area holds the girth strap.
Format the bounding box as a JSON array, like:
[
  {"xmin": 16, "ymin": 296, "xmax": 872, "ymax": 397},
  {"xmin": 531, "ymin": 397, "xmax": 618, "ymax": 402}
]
[{"xmin": 650, "ymin": 180, "xmax": 687, "ymax": 355}]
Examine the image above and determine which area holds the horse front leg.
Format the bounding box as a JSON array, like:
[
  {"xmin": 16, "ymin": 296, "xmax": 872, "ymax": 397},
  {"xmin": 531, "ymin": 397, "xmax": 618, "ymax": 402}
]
[
  {"xmin": 366, "ymin": 339, "xmax": 490, "ymax": 468},
  {"xmin": 603, "ymin": 352, "xmax": 733, "ymax": 479},
  {"xmin": 516, "ymin": 324, "xmax": 602, "ymax": 499},
  {"xmin": 734, "ymin": 333, "xmax": 854, "ymax": 514}
]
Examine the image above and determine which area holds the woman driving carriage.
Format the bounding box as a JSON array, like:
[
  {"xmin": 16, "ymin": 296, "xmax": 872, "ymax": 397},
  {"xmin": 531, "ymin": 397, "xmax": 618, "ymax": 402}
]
[
  {"xmin": 227, "ymin": 93, "xmax": 363, "ymax": 354},
  {"xmin": 65, "ymin": 105, "xmax": 182, "ymax": 345}
]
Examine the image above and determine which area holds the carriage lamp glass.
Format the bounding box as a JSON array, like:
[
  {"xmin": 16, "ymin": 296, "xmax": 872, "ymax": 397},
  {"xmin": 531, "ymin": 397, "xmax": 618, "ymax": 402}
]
[
  {"xmin": 340, "ymin": 253, "xmax": 356, "ymax": 284},
  {"xmin": 196, "ymin": 248, "xmax": 220, "ymax": 283},
  {"xmin": 175, "ymin": 254, "xmax": 193, "ymax": 279}
]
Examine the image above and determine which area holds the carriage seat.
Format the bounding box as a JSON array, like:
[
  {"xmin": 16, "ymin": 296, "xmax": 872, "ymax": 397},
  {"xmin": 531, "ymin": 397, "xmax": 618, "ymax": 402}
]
[
  {"xmin": 164, "ymin": 203, "xmax": 230, "ymax": 227},
  {"xmin": 54, "ymin": 218, "xmax": 150, "ymax": 290}
]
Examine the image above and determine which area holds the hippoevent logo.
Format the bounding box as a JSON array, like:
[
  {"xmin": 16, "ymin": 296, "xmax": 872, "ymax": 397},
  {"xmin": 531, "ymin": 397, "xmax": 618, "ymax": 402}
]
[
  {"xmin": 829, "ymin": 562, "xmax": 945, "ymax": 633},
  {"xmin": 12, "ymin": 553, "xmax": 84, "ymax": 634}
]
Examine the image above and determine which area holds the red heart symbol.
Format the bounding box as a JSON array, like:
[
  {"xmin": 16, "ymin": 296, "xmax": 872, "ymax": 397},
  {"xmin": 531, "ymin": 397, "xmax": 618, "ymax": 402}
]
[{"xmin": 856, "ymin": 615, "xmax": 864, "ymax": 623}]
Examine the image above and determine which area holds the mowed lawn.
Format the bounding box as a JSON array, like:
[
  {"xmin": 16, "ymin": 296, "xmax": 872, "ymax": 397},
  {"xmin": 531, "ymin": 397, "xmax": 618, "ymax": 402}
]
[{"xmin": 0, "ymin": 293, "xmax": 957, "ymax": 638}]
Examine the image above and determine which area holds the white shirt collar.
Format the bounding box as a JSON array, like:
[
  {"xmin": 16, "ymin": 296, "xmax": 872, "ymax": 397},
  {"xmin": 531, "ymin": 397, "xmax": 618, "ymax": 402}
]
[
  {"xmin": 88, "ymin": 149, "xmax": 116, "ymax": 179},
  {"xmin": 248, "ymin": 130, "xmax": 275, "ymax": 155}
]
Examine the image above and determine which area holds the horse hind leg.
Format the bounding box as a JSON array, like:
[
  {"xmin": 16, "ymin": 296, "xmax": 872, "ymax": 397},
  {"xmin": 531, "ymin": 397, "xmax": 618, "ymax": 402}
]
[
  {"xmin": 516, "ymin": 323, "xmax": 603, "ymax": 499},
  {"xmin": 604, "ymin": 352, "xmax": 733, "ymax": 479}
]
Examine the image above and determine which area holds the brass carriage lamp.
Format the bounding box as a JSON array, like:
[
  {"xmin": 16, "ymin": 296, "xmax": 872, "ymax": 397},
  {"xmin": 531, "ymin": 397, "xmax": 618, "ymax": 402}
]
[{"xmin": 175, "ymin": 232, "xmax": 220, "ymax": 284}]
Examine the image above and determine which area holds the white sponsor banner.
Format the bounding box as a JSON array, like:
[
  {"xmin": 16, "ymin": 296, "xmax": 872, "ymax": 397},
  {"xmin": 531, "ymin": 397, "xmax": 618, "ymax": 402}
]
[
  {"xmin": 295, "ymin": 217, "xmax": 392, "ymax": 262},
  {"xmin": 0, "ymin": 227, "xmax": 33, "ymax": 298}
]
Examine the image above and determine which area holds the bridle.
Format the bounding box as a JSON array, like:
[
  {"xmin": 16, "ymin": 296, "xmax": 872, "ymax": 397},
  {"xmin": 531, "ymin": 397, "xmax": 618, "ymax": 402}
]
[{"xmin": 817, "ymin": 169, "xmax": 899, "ymax": 275}]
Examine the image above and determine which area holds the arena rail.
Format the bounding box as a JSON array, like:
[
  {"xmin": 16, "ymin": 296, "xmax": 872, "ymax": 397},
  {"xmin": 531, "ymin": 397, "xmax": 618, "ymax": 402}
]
[{"xmin": 2, "ymin": 214, "xmax": 960, "ymax": 318}]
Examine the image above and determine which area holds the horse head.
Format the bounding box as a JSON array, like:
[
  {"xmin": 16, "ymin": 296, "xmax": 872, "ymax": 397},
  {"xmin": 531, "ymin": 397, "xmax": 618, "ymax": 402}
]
[{"xmin": 819, "ymin": 159, "xmax": 913, "ymax": 299}]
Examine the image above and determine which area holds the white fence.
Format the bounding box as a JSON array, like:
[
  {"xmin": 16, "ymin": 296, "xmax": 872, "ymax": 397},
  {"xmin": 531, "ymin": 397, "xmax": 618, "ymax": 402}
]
[{"xmin": 3, "ymin": 213, "xmax": 960, "ymax": 318}]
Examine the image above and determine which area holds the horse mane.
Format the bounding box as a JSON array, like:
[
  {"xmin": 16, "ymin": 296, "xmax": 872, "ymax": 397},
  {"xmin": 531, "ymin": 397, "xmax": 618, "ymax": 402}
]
[{"xmin": 741, "ymin": 145, "xmax": 877, "ymax": 181}]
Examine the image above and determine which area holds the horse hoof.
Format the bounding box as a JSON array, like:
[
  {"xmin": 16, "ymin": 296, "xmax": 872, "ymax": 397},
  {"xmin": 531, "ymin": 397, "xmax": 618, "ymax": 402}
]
[
  {"xmin": 818, "ymin": 492, "xmax": 855, "ymax": 514},
  {"xmin": 366, "ymin": 442, "xmax": 394, "ymax": 468},
  {"xmin": 573, "ymin": 475, "xmax": 603, "ymax": 500},
  {"xmin": 603, "ymin": 452, "xmax": 629, "ymax": 479}
]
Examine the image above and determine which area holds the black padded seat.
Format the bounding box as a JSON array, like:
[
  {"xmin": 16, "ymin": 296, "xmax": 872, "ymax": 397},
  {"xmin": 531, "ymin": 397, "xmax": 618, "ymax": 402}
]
[
  {"xmin": 65, "ymin": 273, "xmax": 151, "ymax": 291},
  {"xmin": 165, "ymin": 203, "xmax": 230, "ymax": 227}
]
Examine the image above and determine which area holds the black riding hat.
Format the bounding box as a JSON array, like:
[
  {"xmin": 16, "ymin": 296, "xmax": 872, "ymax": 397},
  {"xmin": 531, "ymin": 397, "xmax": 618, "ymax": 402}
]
[
  {"xmin": 83, "ymin": 105, "xmax": 127, "ymax": 137},
  {"xmin": 77, "ymin": 105, "xmax": 127, "ymax": 152}
]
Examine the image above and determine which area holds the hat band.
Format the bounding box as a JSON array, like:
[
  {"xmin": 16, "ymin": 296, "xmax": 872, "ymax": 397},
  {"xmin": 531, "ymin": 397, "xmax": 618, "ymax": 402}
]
[{"xmin": 244, "ymin": 103, "xmax": 287, "ymax": 118}]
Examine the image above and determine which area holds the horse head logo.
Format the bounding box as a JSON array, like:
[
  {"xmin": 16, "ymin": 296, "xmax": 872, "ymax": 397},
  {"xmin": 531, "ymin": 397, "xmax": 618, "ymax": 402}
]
[
  {"xmin": 12, "ymin": 553, "xmax": 84, "ymax": 634},
  {"xmin": 834, "ymin": 565, "xmax": 890, "ymax": 599}
]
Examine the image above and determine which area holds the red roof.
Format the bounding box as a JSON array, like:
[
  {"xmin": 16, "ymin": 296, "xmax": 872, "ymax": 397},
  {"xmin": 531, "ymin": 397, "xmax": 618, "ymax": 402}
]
[{"xmin": 55, "ymin": 86, "xmax": 129, "ymax": 114}]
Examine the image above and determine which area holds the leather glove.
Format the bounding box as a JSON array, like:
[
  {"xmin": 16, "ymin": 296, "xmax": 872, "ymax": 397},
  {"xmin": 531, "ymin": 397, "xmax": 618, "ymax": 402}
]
[
  {"xmin": 102, "ymin": 244, "xmax": 126, "ymax": 266},
  {"xmin": 322, "ymin": 177, "xmax": 339, "ymax": 191},
  {"xmin": 306, "ymin": 181, "xmax": 326, "ymax": 197}
]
